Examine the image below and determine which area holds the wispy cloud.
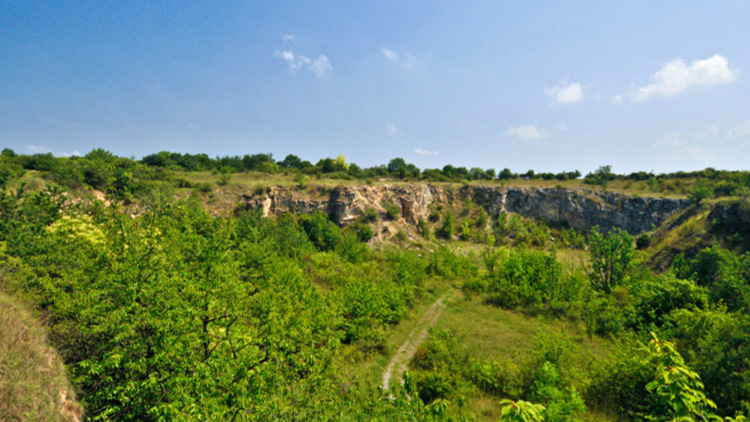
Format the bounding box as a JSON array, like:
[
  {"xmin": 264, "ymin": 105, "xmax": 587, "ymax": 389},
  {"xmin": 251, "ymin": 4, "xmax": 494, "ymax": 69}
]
[
  {"xmin": 631, "ymin": 55, "xmax": 738, "ymax": 101},
  {"xmin": 282, "ymin": 34, "xmax": 295, "ymax": 43},
  {"xmin": 274, "ymin": 50, "xmax": 332, "ymax": 78},
  {"xmin": 309, "ymin": 55, "xmax": 332, "ymax": 78},
  {"xmin": 381, "ymin": 49, "xmax": 398, "ymax": 62},
  {"xmin": 504, "ymin": 125, "xmax": 548, "ymax": 140},
  {"xmin": 414, "ymin": 148, "xmax": 439, "ymax": 156},
  {"xmin": 653, "ymin": 132, "xmax": 703, "ymax": 158},
  {"xmin": 386, "ymin": 124, "xmax": 399, "ymax": 136},
  {"xmin": 380, "ymin": 48, "xmax": 424, "ymax": 70},
  {"xmin": 544, "ymin": 81, "xmax": 583, "ymax": 104}
]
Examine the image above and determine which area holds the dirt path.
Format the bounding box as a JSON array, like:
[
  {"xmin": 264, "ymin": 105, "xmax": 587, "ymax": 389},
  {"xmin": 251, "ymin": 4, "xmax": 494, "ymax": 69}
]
[{"xmin": 381, "ymin": 291, "xmax": 452, "ymax": 390}]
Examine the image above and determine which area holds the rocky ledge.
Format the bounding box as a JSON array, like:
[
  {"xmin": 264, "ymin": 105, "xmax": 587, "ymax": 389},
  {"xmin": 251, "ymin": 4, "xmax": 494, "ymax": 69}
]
[{"xmin": 241, "ymin": 184, "xmax": 691, "ymax": 235}]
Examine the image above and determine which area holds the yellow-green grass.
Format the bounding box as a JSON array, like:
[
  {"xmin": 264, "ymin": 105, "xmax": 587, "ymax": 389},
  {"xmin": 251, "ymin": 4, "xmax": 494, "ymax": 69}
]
[
  {"xmin": 171, "ymin": 169, "xmax": 705, "ymax": 200},
  {"xmin": 0, "ymin": 291, "xmax": 82, "ymax": 422},
  {"xmin": 337, "ymin": 279, "xmax": 457, "ymax": 387},
  {"xmin": 645, "ymin": 206, "xmax": 714, "ymax": 271},
  {"xmin": 434, "ymin": 295, "xmax": 614, "ymax": 422}
]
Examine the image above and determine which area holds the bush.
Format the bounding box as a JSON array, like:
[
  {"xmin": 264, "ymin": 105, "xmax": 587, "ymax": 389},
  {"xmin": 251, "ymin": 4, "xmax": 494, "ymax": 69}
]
[
  {"xmin": 382, "ymin": 200, "xmax": 401, "ymax": 221},
  {"xmin": 362, "ymin": 207, "xmax": 378, "ymax": 222},
  {"xmin": 417, "ymin": 219, "xmax": 432, "ymax": 239},
  {"xmin": 352, "ymin": 223, "xmax": 374, "ymax": 242},
  {"xmin": 635, "ymin": 233, "xmax": 651, "ymax": 249},
  {"xmin": 437, "ymin": 211, "xmax": 455, "ymax": 240}
]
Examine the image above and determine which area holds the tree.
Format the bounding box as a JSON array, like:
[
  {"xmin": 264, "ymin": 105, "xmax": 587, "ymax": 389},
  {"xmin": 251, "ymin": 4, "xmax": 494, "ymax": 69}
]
[
  {"xmin": 688, "ymin": 180, "xmax": 713, "ymax": 205},
  {"xmin": 588, "ymin": 227, "xmax": 635, "ymax": 294},
  {"xmin": 593, "ymin": 165, "xmax": 613, "ymax": 189},
  {"xmin": 333, "ymin": 155, "xmax": 349, "ymax": 171},
  {"xmin": 387, "ymin": 158, "xmax": 407, "ymax": 174},
  {"xmin": 280, "ymin": 154, "xmax": 303, "ymax": 169},
  {"xmin": 498, "ymin": 168, "xmax": 516, "ymax": 180}
]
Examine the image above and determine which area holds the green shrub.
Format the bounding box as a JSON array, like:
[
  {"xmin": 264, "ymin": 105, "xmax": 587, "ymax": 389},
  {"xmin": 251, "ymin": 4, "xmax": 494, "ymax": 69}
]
[
  {"xmin": 417, "ymin": 219, "xmax": 432, "ymax": 239},
  {"xmin": 352, "ymin": 223, "xmax": 374, "ymax": 242},
  {"xmin": 362, "ymin": 206, "xmax": 378, "ymax": 222},
  {"xmin": 382, "ymin": 200, "xmax": 401, "ymax": 220},
  {"xmin": 437, "ymin": 211, "xmax": 455, "ymax": 240}
]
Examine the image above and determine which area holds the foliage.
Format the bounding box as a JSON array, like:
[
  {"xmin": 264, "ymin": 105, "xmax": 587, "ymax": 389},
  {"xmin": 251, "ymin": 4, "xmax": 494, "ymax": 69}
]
[
  {"xmin": 531, "ymin": 362, "xmax": 586, "ymax": 422},
  {"xmin": 498, "ymin": 399, "xmax": 546, "ymax": 422},
  {"xmin": 688, "ymin": 180, "xmax": 714, "ymax": 205},
  {"xmin": 417, "ymin": 218, "xmax": 433, "ymax": 239},
  {"xmin": 483, "ymin": 249, "xmax": 587, "ymax": 316},
  {"xmin": 438, "ymin": 211, "xmax": 456, "ymax": 240},
  {"xmin": 382, "ymin": 200, "xmax": 401, "ymax": 221},
  {"xmin": 642, "ymin": 333, "xmax": 718, "ymax": 421},
  {"xmin": 588, "ymin": 227, "xmax": 636, "ymax": 294}
]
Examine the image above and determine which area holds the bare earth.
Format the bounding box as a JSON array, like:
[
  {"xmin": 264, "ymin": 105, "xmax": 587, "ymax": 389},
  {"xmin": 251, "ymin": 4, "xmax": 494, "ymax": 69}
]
[{"xmin": 381, "ymin": 292, "xmax": 451, "ymax": 390}]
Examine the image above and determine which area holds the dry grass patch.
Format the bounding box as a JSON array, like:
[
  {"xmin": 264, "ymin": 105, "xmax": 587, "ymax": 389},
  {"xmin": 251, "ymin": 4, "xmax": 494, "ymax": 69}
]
[{"xmin": 0, "ymin": 292, "xmax": 82, "ymax": 422}]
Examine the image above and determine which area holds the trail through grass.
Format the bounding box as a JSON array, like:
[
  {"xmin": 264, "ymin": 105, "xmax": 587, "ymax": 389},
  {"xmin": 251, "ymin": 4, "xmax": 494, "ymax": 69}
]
[{"xmin": 381, "ymin": 289, "xmax": 457, "ymax": 390}]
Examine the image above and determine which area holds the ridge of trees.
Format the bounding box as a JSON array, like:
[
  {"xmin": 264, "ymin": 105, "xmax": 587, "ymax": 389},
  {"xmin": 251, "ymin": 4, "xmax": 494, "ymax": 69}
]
[{"xmin": 5, "ymin": 147, "xmax": 750, "ymax": 190}]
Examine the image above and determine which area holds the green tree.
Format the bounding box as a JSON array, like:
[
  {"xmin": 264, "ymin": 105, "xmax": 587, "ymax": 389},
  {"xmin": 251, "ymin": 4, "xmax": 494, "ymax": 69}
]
[
  {"xmin": 388, "ymin": 157, "xmax": 407, "ymax": 174},
  {"xmin": 588, "ymin": 227, "xmax": 635, "ymax": 294},
  {"xmin": 593, "ymin": 165, "xmax": 613, "ymax": 189},
  {"xmin": 688, "ymin": 180, "xmax": 713, "ymax": 205}
]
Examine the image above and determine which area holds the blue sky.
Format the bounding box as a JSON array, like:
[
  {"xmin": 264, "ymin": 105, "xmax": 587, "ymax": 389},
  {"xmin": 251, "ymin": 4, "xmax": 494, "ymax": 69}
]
[{"xmin": 2, "ymin": 1, "xmax": 750, "ymax": 174}]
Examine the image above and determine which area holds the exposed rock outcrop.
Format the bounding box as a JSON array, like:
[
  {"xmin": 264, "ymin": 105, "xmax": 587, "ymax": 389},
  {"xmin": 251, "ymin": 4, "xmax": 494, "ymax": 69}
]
[
  {"xmin": 241, "ymin": 185, "xmax": 690, "ymax": 235},
  {"xmin": 708, "ymin": 200, "xmax": 750, "ymax": 235}
]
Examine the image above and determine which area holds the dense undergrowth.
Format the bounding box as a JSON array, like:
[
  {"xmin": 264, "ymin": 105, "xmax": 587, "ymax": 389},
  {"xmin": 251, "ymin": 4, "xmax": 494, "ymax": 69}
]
[{"xmin": 2, "ymin": 148, "xmax": 750, "ymax": 421}]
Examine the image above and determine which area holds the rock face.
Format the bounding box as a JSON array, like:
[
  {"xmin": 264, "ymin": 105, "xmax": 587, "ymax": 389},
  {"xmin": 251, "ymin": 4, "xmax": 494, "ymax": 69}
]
[
  {"xmin": 241, "ymin": 185, "xmax": 690, "ymax": 235},
  {"xmin": 708, "ymin": 201, "xmax": 750, "ymax": 235}
]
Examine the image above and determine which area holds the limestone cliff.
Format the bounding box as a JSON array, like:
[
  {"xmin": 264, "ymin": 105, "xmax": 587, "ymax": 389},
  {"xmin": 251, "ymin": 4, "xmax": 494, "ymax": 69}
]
[{"xmin": 240, "ymin": 184, "xmax": 690, "ymax": 235}]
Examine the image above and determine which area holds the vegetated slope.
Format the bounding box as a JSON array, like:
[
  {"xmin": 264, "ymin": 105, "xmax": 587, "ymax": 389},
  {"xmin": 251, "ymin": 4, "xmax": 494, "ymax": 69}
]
[
  {"xmin": 381, "ymin": 290, "xmax": 452, "ymax": 391},
  {"xmin": 646, "ymin": 199, "xmax": 750, "ymax": 271},
  {"xmin": 4, "ymin": 151, "xmax": 750, "ymax": 421},
  {"xmin": 0, "ymin": 291, "xmax": 82, "ymax": 422}
]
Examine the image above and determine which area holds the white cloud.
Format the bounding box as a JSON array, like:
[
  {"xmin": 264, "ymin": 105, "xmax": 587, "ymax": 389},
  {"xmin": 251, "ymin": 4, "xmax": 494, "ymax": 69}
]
[
  {"xmin": 26, "ymin": 144, "xmax": 50, "ymax": 153},
  {"xmin": 381, "ymin": 49, "xmax": 398, "ymax": 62},
  {"xmin": 414, "ymin": 149, "xmax": 439, "ymax": 156},
  {"xmin": 504, "ymin": 125, "xmax": 548, "ymax": 140},
  {"xmin": 544, "ymin": 82, "xmax": 583, "ymax": 104},
  {"xmin": 309, "ymin": 55, "xmax": 332, "ymax": 78},
  {"xmin": 379, "ymin": 49, "xmax": 424, "ymax": 70},
  {"xmin": 274, "ymin": 50, "xmax": 331, "ymax": 78},
  {"xmin": 653, "ymin": 132, "xmax": 703, "ymax": 157},
  {"xmin": 656, "ymin": 132, "xmax": 684, "ymax": 149},
  {"xmin": 386, "ymin": 124, "xmax": 399, "ymax": 136},
  {"xmin": 632, "ymin": 55, "xmax": 738, "ymax": 101},
  {"xmin": 282, "ymin": 34, "xmax": 295, "ymax": 42}
]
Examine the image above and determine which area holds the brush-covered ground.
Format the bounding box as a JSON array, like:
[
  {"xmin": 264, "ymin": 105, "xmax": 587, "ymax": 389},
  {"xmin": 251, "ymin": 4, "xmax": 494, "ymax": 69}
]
[{"xmin": 2, "ymin": 149, "xmax": 750, "ymax": 421}]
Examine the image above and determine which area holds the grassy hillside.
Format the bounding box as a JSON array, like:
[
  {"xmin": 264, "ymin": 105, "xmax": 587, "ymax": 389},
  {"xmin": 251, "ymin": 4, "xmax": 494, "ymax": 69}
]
[
  {"xmin": 3, "ymin": 149, "xmax": 750, "ymax": 421},
  {"xmin": 0, "ymin": 291, "xmax": 82, "ymax": 422}
]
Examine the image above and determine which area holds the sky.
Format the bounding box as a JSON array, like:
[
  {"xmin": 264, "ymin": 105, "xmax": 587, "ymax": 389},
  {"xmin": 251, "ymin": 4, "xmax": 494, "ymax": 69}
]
[{"xmin": 2, "ymin": 1, "xmax": 750, "ymax": 174}]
